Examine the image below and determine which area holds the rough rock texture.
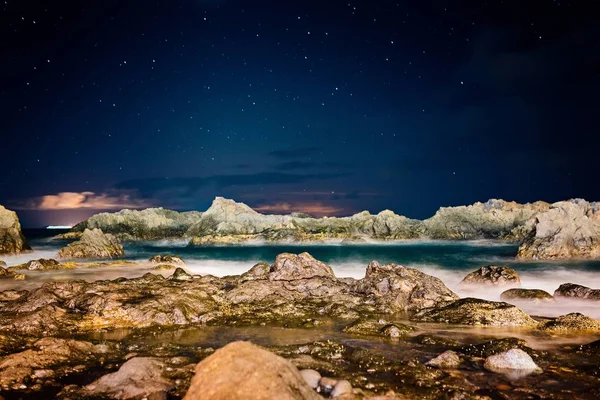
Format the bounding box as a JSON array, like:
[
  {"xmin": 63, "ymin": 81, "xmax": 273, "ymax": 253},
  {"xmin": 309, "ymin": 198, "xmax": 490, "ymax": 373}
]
[
  {"xmin": 411, "ymin": 298, "xmax": 537, "ymax": 327},
  {"xmin": 518, "ymin": 199, "xmax": 600, "ymax": 260},
  {"xmin": 353, "ymin": 261, "xmax": 458, "ymax": 312},
  {"xmin": 149, "ymin": 254, "xmax": 185, "ymax": 265},
  {"xmin": 0, "ymin": 260, "xmax": 6, "ymax": 267},
  {"xmin": 57, "ymin": 228, "xmax": 124, "ymax": 259},
  {"xmin": 184, "ymin": 341, "xmax": 321, "ymax": 400},
  {"xmin": 9, "ymin": 258, "xmax": 63, "ymax": 271},
  {"xmin": 537, "ymin": 313, "xmax": 600, "ymax": 333},
  {"xmin": 342, "ymin": 318, "xmax": 415, "ymax": 338},
  {"xmin": 0, "ymin": 205, "xmax": 31, "ymax": 255},
  {"xmin": 553, "ymin": 283, "xmax": 600, "ymax": 301},
  {"xmin": 425, "ymin": 350, "xmax": 462, "ymax": 369},
  {"xmin": 0, "ymin": 253, "xmax": 459, "ymax": 336},
  {"xmin": 459, "ymin": 266, "xmax": 521, "ymax": 288},
  {"xmin": 501, "ymin": 288, "xmax": 554, "ymax": 303},
  {"xmin": 0, "ymin": 267, "xmax": 26, "ymax": 280},
  {"xmin": 84, "ymin": 357, "xmax": 173, "ymax": 399},
  {"xmin": 484, "ymin": 349, "xmax": 540, "ymax": 373}
]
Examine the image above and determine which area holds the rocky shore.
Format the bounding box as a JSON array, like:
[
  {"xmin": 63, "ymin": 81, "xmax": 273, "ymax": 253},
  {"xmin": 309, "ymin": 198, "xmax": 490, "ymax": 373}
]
[
  {"xmin": 0, "ymin": 253, "xmax": 599, "ymax": 399},
  {"xmin": 56, "ymin": 197, "xmax": 600, "ymax": 260}
]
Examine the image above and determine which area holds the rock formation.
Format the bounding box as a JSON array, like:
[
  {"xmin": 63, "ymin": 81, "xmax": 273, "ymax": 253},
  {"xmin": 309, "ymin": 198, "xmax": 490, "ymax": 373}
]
[
  {"xmin": 0, "ymin": 205, "xmax": 31, "ymax": 255},
  {"xmin": 500, "ymin": 288, "xmax": 554, "ymax": 303},
  {"xmin": 537, "ymin": 313, "xmax": 600, "ymax": 332},
  {"xmin": 459, "ymin": 265, "xmax": 521, "ymax": 288},
  {"xmin": 56, "ymin": 228, "xmax": 124, "ymax": 259},
  {"xmin": 517, "ymin": 200, "xmax": 600, "ymax": 259},
  {"xmin": 184, "ymin": 341, "xmax": 321, "ymax": 400},
  {"xmin": 553, "ymin": 283, "xmax": 600, "ymax": 301}
]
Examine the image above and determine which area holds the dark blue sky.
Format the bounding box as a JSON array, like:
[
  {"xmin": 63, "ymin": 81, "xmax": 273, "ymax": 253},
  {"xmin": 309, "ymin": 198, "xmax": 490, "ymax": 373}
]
[{"xmin": 1, "ymin": 0, "xmax": 598, "ymax": 227}]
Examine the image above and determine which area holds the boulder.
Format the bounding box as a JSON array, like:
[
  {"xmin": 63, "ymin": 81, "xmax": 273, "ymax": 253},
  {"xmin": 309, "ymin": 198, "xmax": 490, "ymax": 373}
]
[
  {"xmin": 537, "ymin": 313, "xmax": 600, "ymax": 333},
  {"xmin": 268, "ymin": 252, "xmax": 335, "ymax": 281},
  {"xmin": 0, "ymin": 205, "xmax": 31, "ymax": 255},
  {"xmin": 0, "ymin": 266, "xmax": 25, "ymax": 280},
  {"xmin": 553, "ymin": 283, "xmax": 600, "ymax": 301},
  {"xmin": 57, "ymin": 228, "xmax": 124, "ymax": 259},
  {"xmin": 459, "ymin": 266, "xmax": 521, "ymax": 288},
  {"xmin": 342, "ymin": 318, "xmax": 415, "ymax": 338},
  {"xmin": 10, "ymin": 258, "xmax": 63, "ymax": 271},
  {"xmin": 500, "ymin": 288, "xmax": 554, "ymax": 303},
  {"xmin": 518, "ymin": 200, "xmax": 600, "ymax": 260},
  {"xmin": 411, "ymin": 298, "xmax": 537, "ymax": 327},
  {"xmin": 354, "ymin": 261, "xmax": 459, "ymax": 312},
  {"xmin": 170, "ymin": 267, "xmax": 193, "ymax": 281},
  {"xmin": 148, "ymin": 254, "xmax": 185, "ymax": 265},
  {"xmin": 484, "ymin": 348, "xmax": 541, "ymax": 377},
  {"xmin": 183, "ymin": 341, "xmax": 321, "ymax": 400},
  {"xmin": 425, "ymin": 350, "xmax": 462, "ymax": 369},
  {"xmin": 84, "ymin": 357, "xmax": 173, "ymax": 399}
]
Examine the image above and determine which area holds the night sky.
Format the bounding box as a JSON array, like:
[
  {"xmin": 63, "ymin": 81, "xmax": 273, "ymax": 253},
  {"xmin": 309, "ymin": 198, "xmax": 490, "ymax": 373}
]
[{"xmin": 1, "ymin": 0, "xmax": 599, "ymax": 227}]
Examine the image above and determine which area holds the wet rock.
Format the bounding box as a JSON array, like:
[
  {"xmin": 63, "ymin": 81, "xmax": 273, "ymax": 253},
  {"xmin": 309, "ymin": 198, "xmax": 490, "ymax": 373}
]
[
  {"xmin": 483, "ymin": 349, "xmax": 541, "ymax": 376},
  {"xmin": 268, "ymin": 252, "xmax": 335, "ymax": 281},
  {"xmin": 500, "ymin": 288, "xmax": 554, "ymax": 303},
  {"xmin": 426, "ymin": 350, "xmax": 462, "ymax": 369},
  {"xmin": 57, "ymin": 228, "xmax": 124, "ymax": 259},
  {"xmin": 299, "ymin": 369, "xmax": 321, "ymax": 389},
  {"xmin": 553, "ymin": 283, "xmax": 600, "ymax": 301},
  {"xmin": 0, "ymin": 267, "xmax": 25, "ymax": 280},
  {"xmin": 577, "ymin": 339, "xmax": 600, "ymax": 355},
  {"xmin": 184, "ymin": 341, "xmax": 321, "ymax": 400},
  {"xmin": 342, "ymin": 319, "xmax": 415, "ymax": 338},
  {"xmin": 517, "ymin": 200, "xmax": 600, "ymax": 260},
  {"xmin": 459, "ymin": 266, "xmax": 521, "ymax": 288},
  {"xmin": 330, "ymin": 379, "xmax": 352, "ymax": 397},
  {"xmin": 0, "ymin": 205, "xmax": 31, "ymax": 255},
  {"xmin": 170, "ymin": 267, "xmax": 194, "ymax": 281},
  {"xmin": 458, "ymin": 338, "xmax": 534, "ymax": 358},
  {"xmin": 318, "ymin": 376, "xmax": 337, "ymax": 396},
  {"xmin": 537, "ymin": 313, "xmax": 600, "ymax": 332},
  {"xmin": 10, "ymin": 258, "xmax": 63, "ymax": 271},
  {"xmin": 411, "ymin": 298, "xmax": 537, "ymax": 327},
  {"xmin": 149, "ymin": 254, "xmax": 185, "ymax": 265},
  {"xmin": 84, "ymin": 357, "xmax": 173, "ymax": 399},
  {"xmin": 152, "ymin": 264, "xmax": 177, "ymax": 271},
  {"xmin": 354, "ymin": 261, "xmax": 459, "ymax": 312}
]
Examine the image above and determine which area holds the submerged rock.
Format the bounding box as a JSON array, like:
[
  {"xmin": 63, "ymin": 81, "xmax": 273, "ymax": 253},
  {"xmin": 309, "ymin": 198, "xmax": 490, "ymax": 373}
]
[
  {"xmin": 517, "ymin": 200, "xmax": 600, "ymax": 260},
  {"xmin": 459, "ymin": 265, "xmax": 521, "ymax": 288},
  {"xmin": 411, "ymin": 298, "xmax": 537, "ymax": 327},
  {"xmin": 554, "ymin": 283, "xmax": 600, "ymax": 301},
  {"xmin": 500, "ymin": 288, "xmax": 554, "ymax": 303},
  {"xmin": 0, "ymin": 205, "xmax": 31, "ymax": 255},
  {"xmin": 149, "ymin": 254, "xmax": 185, "ymax": 266},
  {"xmin": 484, "ymin": 348, "xmax": 541, "ymax": 377},
  {"xmin": 184, "ymin": 341, "xmax": 321, "ymax": 400},
  {"xmin": 342, "ymin": 318, "xmax": 415, "ymax": 338},
  {"xmin": 537, "ymin": 313, "xmax": 600, "ymax": 333},
  {"xmin": 84, "ymin": 357, "xmax": 173, "ymax": 399},
  {"xmin": 57, "ymin": 228, "xmax": 124, "ymax": 259}
]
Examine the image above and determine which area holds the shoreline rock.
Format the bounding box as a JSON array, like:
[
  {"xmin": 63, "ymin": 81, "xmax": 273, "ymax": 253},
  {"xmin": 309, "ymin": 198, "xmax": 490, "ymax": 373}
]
[
  {"xmin": 459, "ymin": 265, "xmax": 521, "ymax": 288},
  {"xmin": 0, "ymin": 205, "xmax": 31, "ymax": 255},
  {"xmin": 57, "ymin": 228, "xmax": 124, "ymax": 259}
]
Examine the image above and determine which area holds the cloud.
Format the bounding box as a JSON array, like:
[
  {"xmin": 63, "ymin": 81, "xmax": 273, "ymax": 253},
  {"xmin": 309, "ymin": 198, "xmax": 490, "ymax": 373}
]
[
  {"xmin": 268, "ymin": 147, "xmax": 321, "ymax": 159},
  {"xmin": 254, "ymin": 202, "xmax": 345, "ymax": 217},
  {"xmin": 274, "ymin": 161, "xmax": 315, "ymax": 171},
  {"xmin": 14, "ymin": 191, "xmax": 152, "ymax": 211}
]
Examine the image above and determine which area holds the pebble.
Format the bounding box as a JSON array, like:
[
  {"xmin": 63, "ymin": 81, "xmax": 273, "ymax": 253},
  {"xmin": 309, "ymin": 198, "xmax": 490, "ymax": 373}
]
[
  {"xmin": 331, "ymin": 379, "xmax": 353, "ymax": 397},
  {"xmin": 299, "ymin": 369, "xmax": 321, "ymax": 389},
  {"xmin": 318, "ymin": 377, "xmax": 338, "ymax": 395}
]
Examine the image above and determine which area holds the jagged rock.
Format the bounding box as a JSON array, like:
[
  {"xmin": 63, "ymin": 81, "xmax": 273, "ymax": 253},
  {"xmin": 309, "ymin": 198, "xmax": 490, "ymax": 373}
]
[
  {"xmin": 537, "ymin": 313, "xmax": 600, "ymax": 332},
  {"xmin": 426, "ymin": 350, "xmax": 462, "ymax": 369},
  {"xmin": 0, "ymin": 205, "xmax": 31, "ymax": 255},
  {"xmin": 10, "ymin": 258, "xmax": 63, "ymax": 271},
  {"xmin": 184, "ymin": 341, "xmax": 321, "ymax": 400},
  {"xmin": 268, "ymin": 252, "xmax": 335, "ymax": 281},
  {"xmin": 459, "ymin": 266, "xmax": 521, "ymax": 288},
  {"xmin": 0, "ymin": 267, "xmax": 26, "ymax": 280},
  {"xmin": 170, "ymin": 267, "xmax": 193, "ymax": 281},
  {"xmin": 148, "ymin": 254, "xmax": 185, "ymax": 265},
  {"xmin": 411, "ymin": 298, "xmax": 537, "ymax": 327},
  {"xmin": 354, "ymin": 261, "xmax": 458, "ymax": 312},
  {"xmin": 57, "ymin": 228, "xmax": 124, "ymax": 259},
  {"xmin": 518, "ymin": 200, "xmax": 600, "ymax": 260},
  {"xmin": 484, "ymin": 349, "xmax": 541, "ymax": 376},
  {"xmin": 240, "ymin": 262, "xmax": 270, "ymax": 281},
  {"xmin": 501, "ymin": 288, "xmax": 554, "ymax": 303},
  {"xmin": 553, "ymin": 283, "xmax": 600, "ymax": 301},
  {"xmin": 342, "ymin": 318, "xmax": 415, "ymax": 338},
  {"xmin": 84, "ymin": 357, "xmax": 173, "ymax": 399},
  {"xmin": 422, "ymin": 199, "xmax": 549, "ymax": 240}
]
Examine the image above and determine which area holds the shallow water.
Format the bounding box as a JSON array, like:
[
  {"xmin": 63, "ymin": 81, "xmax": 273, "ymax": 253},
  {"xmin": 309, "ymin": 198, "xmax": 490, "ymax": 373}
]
[{"xmin": 3, "ymin": 230, "xmax": 600, "ymax": 318}]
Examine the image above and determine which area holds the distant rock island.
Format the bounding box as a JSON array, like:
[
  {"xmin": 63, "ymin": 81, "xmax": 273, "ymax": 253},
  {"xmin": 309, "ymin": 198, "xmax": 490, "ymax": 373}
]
[{"xmin": 48, "ymin": 197, "xmax": 600, "ymax": 260}]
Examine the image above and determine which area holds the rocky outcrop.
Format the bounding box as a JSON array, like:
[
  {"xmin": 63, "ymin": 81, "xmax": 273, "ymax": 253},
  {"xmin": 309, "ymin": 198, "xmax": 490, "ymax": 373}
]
[
  {"xmin": 56, "ymin": 228, "xmax": 124, "ymax": 259},
  {"xmin": 9, "ymin": 258, "xmax": 64, "ymax": 271},
  {"xmin": 0, "ymin": 253, "xmax": 460, "ymax": 336},
  {"xmin": 517, "ymin": 200, "xmax": 600, "ymax": 260},
  {"xmin": 459, "ymin": 265, "xmax": 521, "ymax": 288},
  {"xmin": 0, "ymin": 205, "xmax": 31, "ymax": 255},
  {"xmin": 0, "ymin": 266, "xmax": 26, "ymax": 280},
  {"xmin": 537, "ymin": 313, "xmax": 600, "ymax": 333},
  {"xmin": 148, "ymin": 254, "xmax": 185, "ymax": 266},
  {"xmin": 184, "ymin": 341, "xmax": 321, "ymax": 400},
  {"xmin": 500, "ymin": 288, "xmax": 554, "ymax": 303},
  {"xmin": 411, "ymin": 298, "xmax": 537, "ymax": 327},
  {"xmin": 553, "ymin": 283, "xmax": 600, "ymax": 301}
]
